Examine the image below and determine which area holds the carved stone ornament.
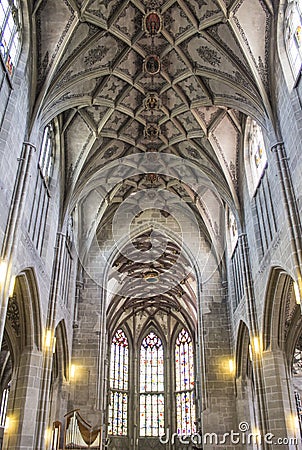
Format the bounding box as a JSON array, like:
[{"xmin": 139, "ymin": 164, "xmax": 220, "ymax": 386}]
[
  {"xmin": 143, "ymin": 92, "xmax": 161, "ymax": 111},
  {"xmin": 7, "ymin": 295, "xmax": 20, "ymax": 336},
  {"xmin": 144, "ymin": 55, "xmax": 161, "ymax": 75},
  {"xmin": 143, "ymin": 11, "xmax": 162, "ymax": 36},
  {"xmin": 145, "ymin": 173, "xmax": 159, "ymax": 184},
  {"xmin": 144, "ymin": 123, "xmax": 161, "ymax": 140}
]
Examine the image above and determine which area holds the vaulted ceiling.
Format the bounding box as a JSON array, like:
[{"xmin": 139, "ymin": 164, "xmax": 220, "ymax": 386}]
[{"xmin": 31, "ymin": 0, "xmax": 276, "ymax": 294}]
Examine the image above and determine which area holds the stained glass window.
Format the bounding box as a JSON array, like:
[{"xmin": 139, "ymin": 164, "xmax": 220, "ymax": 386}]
[
  {"xmin": 140, "ymin": 331, "xmax": 165, "ymax": 437},
  {"xmin": 108, "ymin": 329, "xmax": 128, "ymax": 436},
  {"xmin": 228, "ymin": 209, "xmax": 238, "ymax": 255},
  {"xmin": 39, "ymin": 124, "xmax": 54, "ymax": 183},
  {"xmin": 0, "ymin": 0, "xmax": 21, "ymax": 76},
  {"xmin": 0, "ymin": 385, "xmax": 9, "ymax": 427},
  {"xmin": 285, "ymin": 0, "xmax": 302, "ymax": 77},
  {"xmin": 175, "ymin": 329, "xmax": 196, "ymax": 436},
  {"xmin": 293, "ymin": 339, "xmax": 302, "ymax": 375},
  {"xmin": 246, "ymin": 118, "xmax": 267, "ymax": 194},
  {"xmin": 295, "ymin": 391, "xmax": 302, "ymax": 438}
]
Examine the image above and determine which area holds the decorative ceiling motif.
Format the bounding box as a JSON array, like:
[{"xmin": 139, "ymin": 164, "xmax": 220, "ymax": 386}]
[{"xmin": 31, "ymin": 0, "xmax": 275, "ymax": 312}]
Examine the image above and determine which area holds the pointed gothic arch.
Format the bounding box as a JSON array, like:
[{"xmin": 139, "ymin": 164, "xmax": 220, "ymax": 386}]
[{"xmin": 262, "ymin": 266, "xmax": 297, "ymax": 351}]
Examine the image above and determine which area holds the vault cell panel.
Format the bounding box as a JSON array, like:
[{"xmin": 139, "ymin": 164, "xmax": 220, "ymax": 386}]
[
  {"xmin": 85, "ymin": 105, "xmax": 112, "ymax": 126},
  {"xmin": 162, "ymin": 49, "xmax": 188, "ymax": 79},
  {"xmin": 77, "ymin": 35, "xmax": 120, "ymax": 72},
  {"xmin": 206, "ymin": 23, "xmax": 250, "ymax": 72},
  {"xmin": 178, "ymin": 76, "xmax": 208, "ymax": 103},
  {"xmin": 195, "ymin": 106, "xmax": 222, "ymax": 127},
  {"xmin": 37, "ymin": 0, "xmax": 73, "ymax": 79},
  {"xmin": 65, "ymin": 114, "xmax": 93, "ymax": 170},
  {"xmin": 186, "ymin": 35, "xmax": 240, "ymax": 78},
  {"xmin": 212, "ymin": 114, "xmax": 239, "ymax": 184},
  {"xmin": 119, "ymin": 89, "xmax": 144, "ymax": 111},
  {"xmin": 86, "ymin": 0, "xmax": 120, "ymax": 21},
  {"xmin": 162, "ymin": 88, "xmax": 184, "ymax": 111},
  {"xmin": 165, "ymin": 4, "xmax": 195, "ymax": 39},
  {"xmin": 122, "ymin": 120, "xmax": 143, "ymax": 141},
  {"xmin": 185, "ymin": 0, "xmax": 221, "ymax": 20},
  {"xmin": 234, "ymin": 0, "xmax": 268, "ymax": 78},
  {"xmin": 139, "ymin": 35, "xmax": 169, "ymax": 57},
  {"xmin": 54, "ymin": 22, "xmax": 92, "ymax": 75},
  {"xmin": 103, "ymin": 111, "xmax": 129, "ymax": 133},
  {"xmin": 118, "ymin": 49, "xmax": 144, "ymax": 79},
  {"xmin": 113, "ymin": 4, "xmax": 141, "ymax": 38},
  {"xmin": 177, "ymin": 111, "xmax": 203, "ymax": 134}
]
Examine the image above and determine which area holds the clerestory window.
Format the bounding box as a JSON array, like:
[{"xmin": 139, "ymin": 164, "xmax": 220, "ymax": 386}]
[
  {"xmin": 0, "ymin": 0, "xmax": 21, "ymax": 76},
  {"xmin": 284, "ymin": 0, "xmax": 302, "ymax": 78},
  {"xmin": 139, "ymin": 331, "xmax": 165, "ymax": 437},
  {"xmin": 108, "ymin": 329, "xmax": 129, "ymax": 436},
  {"xmin": 175, "ymin": 328, "xmax": 196, "ymax": 436}
]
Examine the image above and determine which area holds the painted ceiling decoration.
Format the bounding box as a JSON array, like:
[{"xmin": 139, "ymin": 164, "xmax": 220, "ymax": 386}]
[
  {"xmin": 143, "ymin": 10, "xmax": 163, "ymax": 36},
  {"xmin": 31, "ymin": 0, "xmax": 275, "ymax": 296}
]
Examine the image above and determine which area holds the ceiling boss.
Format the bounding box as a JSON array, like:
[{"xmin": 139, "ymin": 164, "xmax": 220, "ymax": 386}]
[{"xmin": 143, "ymin": 10, "xmax": 162, "ymax": 36}]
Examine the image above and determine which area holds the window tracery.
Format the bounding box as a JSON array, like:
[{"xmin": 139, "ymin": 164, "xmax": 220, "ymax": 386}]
[
  {"xmin": 107, "ymin": 326, "xmax": 196, "ymax": 441},
  {"xmin": 0, "ymin": 0, "xmax": 21, "ymax": 76},
  {"xmin": 285, "ymin": 0, "xmax": 302, "ymax": 77},
  {"xmin": 246, "ymin": 118, "xmax": 267, "ymax": 195},
  {"xmin": 108, "ymin": 329, "xmax": 129, "ymax": 436},
  {"xmin": 39, "ymin": 124, "xmax": 55, "ymax": 183},
  {"xmin": 140, "ymin": 331, "xmax": 165, "ymax": 437},
  {"xmin": 175, "ymin": 328, "xmax": 196, "ymax": 436}
]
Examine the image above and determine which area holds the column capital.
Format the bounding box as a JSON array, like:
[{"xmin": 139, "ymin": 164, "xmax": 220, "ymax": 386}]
[
  {"xmin": 270, "ymin": 141, "xmax": 284, "ymax": 152},
  {"xmin": 23, "ymin": 141, "xmax": 37, "ymax": 152}
]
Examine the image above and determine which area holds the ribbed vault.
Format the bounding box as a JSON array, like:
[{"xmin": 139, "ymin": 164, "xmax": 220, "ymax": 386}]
[
  {"xmin": 106, "ymin": 229, "xmax": 198, "ymax": 334},
  {"xmin": 30, "ymin": 0, "xmax": 276, "ymax": 295}
]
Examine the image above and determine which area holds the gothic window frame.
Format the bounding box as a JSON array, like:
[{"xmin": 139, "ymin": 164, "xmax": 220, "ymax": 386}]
[
  {"xmin": 0, "ymin": 384, "xmax": 10, "ymax": 428},
  {"xmin": 174, "ymin": 328, "xmax": 196, "ymax": 437},
  {"xmin": 0, "ymin": 0, "xmax": 22, "ymax": 76},
  {"xmin": 108, "ymin": 328, "xmax": 130, "ymax": 437},
  {"xmin": 244, "ymin": 117, "xmax": 268, "ymax": 197},
  {"xmin": 227, "ymin": 207, "xmax": 239, "ymax": 256},
  {"xmin": 106, "ymin": 323, "xmax": 197, "ymax": 443},
  {"xmin": 28, "ymin": 122, "xmax": 56, "ymax": 254},
  {"xmin": 284, "ymin": 0, "xmax": 302, "ymax": 79},
  {"xmin": 39, "ymin": 123, "xmax": 55, "ymax": 185},
  {"xmin": 292, "ymin": 334, "xmax": 302, "ymax": 438},
  {"xmin": 139, "ymin": 329, "xmax": 165, "ymax": 438}
]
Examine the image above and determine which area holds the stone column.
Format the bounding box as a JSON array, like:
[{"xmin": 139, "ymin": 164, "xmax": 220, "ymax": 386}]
[
  {"xmin": 261, "ymin": 349, "xmax": 299, "ymax": 449},
  {"xmin": 0, "ymin": 142, "xmax": 35, "ymax": 346},
  {"xmin": 272, "ymin": 142, "xmax": 302, "ymax": 298},
  {"xmin": 238, "ymin": 234, "xmax": 270, "ymax": 446},
  {"xmin": 2, "ymin": 347, "xmax": 43, "ymax": 450},
  {"xmin": 34, "ymin": 232, "xmax": 67, "ymax": 449}
]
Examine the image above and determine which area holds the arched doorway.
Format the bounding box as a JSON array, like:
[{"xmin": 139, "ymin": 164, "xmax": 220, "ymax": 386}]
[{"xmin": 0, "ymin": 269, "xmax": 42, "ymax": 450}]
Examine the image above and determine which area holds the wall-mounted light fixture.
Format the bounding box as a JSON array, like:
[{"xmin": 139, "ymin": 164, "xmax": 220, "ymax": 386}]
[
  {"xmin": 45, "ymin": 329, "xmax": 52, "ymax": 350},
  {"xmin": 253, "ymin": 336, "xmax": 261, "ymax": 355},
  {"xmin": 9, "ymin": 275, "xmax": 15, "ymax": 298},
  {"xmin": 4, "ymin": 416, "xmax": 11, "ymax": 432},
  {"xmin": 294, "ymin": 280, "xmax": 301, "ymax": 305},
  {"xmin": 70, "ymin": 364, "xmax": 76, "ymax": 380},
  {"xmin": 0, "ymin": 260, "xmax": 7, "ymax": 285},
  {"xmin": 249, "ymin": 344, "xmax": 253, "ymax": 361},
  {"xmin": 228, "ymin": 358, "xmax": 235, "ymax": 374}
]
